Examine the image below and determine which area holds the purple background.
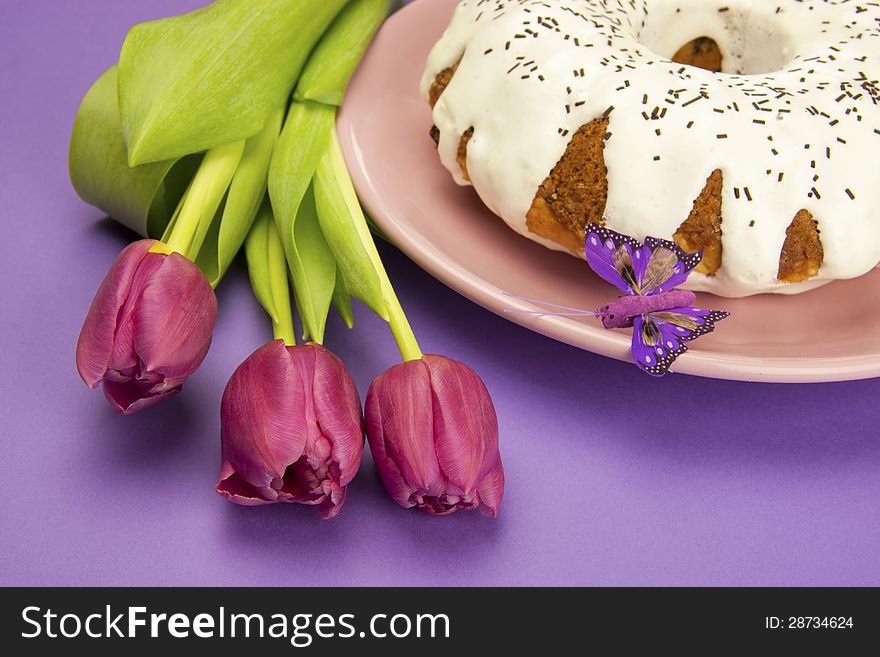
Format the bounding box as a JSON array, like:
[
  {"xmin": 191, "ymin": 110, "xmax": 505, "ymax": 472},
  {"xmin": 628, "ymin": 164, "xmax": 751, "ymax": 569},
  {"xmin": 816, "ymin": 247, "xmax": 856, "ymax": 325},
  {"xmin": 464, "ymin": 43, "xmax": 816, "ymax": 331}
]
[{"xmin": 2, "ymin": 0, "xmax": 879, "ymax": 586}]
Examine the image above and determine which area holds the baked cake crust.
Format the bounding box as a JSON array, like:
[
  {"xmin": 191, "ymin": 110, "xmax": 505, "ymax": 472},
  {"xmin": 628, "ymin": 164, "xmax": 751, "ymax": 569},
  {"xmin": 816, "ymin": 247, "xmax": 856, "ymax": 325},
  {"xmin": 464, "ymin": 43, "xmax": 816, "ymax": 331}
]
[{"xmin": 421, "ymin": 0, "xmax": 880, "ymax": 297}]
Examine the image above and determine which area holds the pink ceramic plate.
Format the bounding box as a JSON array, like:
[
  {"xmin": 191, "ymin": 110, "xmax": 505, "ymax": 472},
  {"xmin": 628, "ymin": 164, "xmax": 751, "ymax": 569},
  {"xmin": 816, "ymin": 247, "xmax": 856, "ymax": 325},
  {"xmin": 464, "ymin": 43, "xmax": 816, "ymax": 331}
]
[{"xmin": 338, "ymin": 0, "xmax": 880, "ymax": 383}]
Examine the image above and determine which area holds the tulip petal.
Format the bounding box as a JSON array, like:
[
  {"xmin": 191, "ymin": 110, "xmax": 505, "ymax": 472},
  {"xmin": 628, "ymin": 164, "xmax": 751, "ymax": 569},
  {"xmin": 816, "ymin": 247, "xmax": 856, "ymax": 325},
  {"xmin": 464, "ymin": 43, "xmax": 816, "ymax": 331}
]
[
  {"xmin": 107, "ymin": 252, "xmax": 165, "ymax": 376},
  {"xmin": 414, "ymin": 493, "xmax": 469, "ymax": 516},
  {"xmin": 220, "ymin": 340, "xmax": 309, "ymax": 490},
  {"xmin": 365, "ymin": 360, "xmax": 443, "ymax": 507},
  {"xmin": 102, "ymin": 378, "xmax": 180, "ymax": 415},
  {"xmin": 364, "ymin": 381, "xmax": 411, "ymax": 507},
  {"xmin": 476, "ymin": 458, "xmax": 505, "ymax": 518},
  {"xmin": 216, "ymin": 460, "xmax": 276, "ymax": 506},
  {"xmin": 317, "ymin": 480, "xmax": 346, "ymax": 519},
  {"xmin": 133, "ymin": 251, "xmax": 217, "ymax": 385},
  {"xmin": 309, "ymin": 345, "xmax": 363, "ymax": 486},
  {"xmin": 76, "ymin": 239, "xmax": 154, "ymax": 388},
  {"xmin": 282, "ymin": 459, "xmax": 326, "ymax": 502},
  {"xmin": 425, "ymin": 355, "xmax": 500, "ymax": 495}
]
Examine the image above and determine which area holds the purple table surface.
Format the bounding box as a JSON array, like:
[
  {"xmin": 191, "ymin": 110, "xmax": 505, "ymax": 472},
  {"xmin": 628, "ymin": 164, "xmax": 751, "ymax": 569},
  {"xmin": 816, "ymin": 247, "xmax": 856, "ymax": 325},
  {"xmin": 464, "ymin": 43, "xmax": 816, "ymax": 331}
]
[{"xmin": 2, "ymin": 0, "xmax": 879, "ymax": 587}]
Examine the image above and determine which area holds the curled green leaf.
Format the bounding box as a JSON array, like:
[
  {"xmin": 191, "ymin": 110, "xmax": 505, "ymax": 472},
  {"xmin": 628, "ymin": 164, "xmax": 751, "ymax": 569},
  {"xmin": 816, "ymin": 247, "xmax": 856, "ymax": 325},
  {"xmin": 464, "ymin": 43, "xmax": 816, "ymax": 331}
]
[
  {"xmin": 118, "ymin": 0, "xmax": 350, "ymax": 166},
  {"xmin": 268, "ymin": 100, "xmax": 338, "ymax": 342},
  {"xmin": 245, "ymin": 201, "xmax": 279, "ymax": 325},
  {"xmin": 268, "ymin": 101, "xmax": 335, "ymax": 241},
  {"xmin": 246, "ymin": 202, "xmax": 297, "ymax": 344},
  {"xmin": 365, "ymin": 211, "xmax": 391, "ymax": 244},
  {"xmin": 266, "ymin": 208, "xmax": 297, "ymax": 346},
  {"xmin": 295, "ymin": 0, "xmax": 392, "ymax": 106},
  {"xmin": 314, "ymin": 124, "xmax": 422, "ymax": 360},
  {"xmin": 199, "ymin": 107, "xmax": 284, "ymax": 286},
  {"xmin": 331, "ymin": 269, "xmax": 355, "ymax": 329},
  {"xmin": 69, "ymin": 66, "xmax": 198, "ymax": 238},
  {"xmin": 313, "ymin": 124, "xmax": 388, "ymax": 321},
  {"xmin": 288, "ymin": 185, "xmax": 337, "ymax": 344}
]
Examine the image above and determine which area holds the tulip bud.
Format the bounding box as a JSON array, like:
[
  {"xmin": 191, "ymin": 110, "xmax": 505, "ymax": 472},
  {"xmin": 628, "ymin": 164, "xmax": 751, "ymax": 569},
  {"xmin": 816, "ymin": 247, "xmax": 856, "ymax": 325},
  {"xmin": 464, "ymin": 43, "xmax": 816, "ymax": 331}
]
[
  {"xmin": 365, "ymin": 355, "xmax": 504, "ymax": 517},
  {"xmin": 216, "ymin": 340, "xmax": 364, "ymax": 519},
  {"xmin": 76, "ymin": 239, "xmax": 217, "ymax": 414}
]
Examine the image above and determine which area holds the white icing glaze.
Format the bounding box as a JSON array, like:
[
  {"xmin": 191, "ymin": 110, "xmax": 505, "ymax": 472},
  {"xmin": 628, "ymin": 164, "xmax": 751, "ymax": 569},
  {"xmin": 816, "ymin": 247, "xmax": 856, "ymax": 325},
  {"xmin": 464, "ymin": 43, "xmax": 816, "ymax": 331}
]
[{"xmin": 420, "ymin": 0, "xmax": 880, "ymax": 297}]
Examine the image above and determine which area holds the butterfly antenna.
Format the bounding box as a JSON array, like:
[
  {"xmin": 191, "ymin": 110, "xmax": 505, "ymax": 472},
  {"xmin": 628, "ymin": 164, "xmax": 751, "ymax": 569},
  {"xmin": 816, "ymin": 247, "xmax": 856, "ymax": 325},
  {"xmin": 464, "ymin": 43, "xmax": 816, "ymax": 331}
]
[{"xmin": 502, "ymin": 292, "xmax": 599, "ymax": 317}]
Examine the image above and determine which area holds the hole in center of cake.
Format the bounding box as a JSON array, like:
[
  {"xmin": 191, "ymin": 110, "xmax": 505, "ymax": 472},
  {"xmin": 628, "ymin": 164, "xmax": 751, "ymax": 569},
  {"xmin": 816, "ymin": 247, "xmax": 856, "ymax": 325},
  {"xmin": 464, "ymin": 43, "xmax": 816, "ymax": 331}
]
[
  {"xmin": 672, "ymin": 37, "xmax": 723, "ymax": 73},
  {"xmin": 639, "ymin": 5, "xmax": 793, "ymax": 75}
]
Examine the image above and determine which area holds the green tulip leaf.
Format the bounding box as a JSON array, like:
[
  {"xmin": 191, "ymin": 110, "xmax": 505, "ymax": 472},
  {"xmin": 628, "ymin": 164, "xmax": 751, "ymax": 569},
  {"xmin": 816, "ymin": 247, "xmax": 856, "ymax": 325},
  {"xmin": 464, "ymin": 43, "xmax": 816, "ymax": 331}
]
[
  {"xmin": 314, "ymin": 124, "xmax": 388, "ymax": 321},
  {"xmin": 295, "ymin": 0, "xmax": 392, "ymax": 106},
  {"xmin": 244, "ymin": 202, "xmax": 279, "ymax": 324},
  {"xmin": 118, "ymin": 0, "xmax": 350, "ymax": 166},
  {"xmin": 197, "ymin": 107, "xmax": 283, "ymax": 286},
  {"xmin": 365, "ymin": 211, "xmax": 391, "ymax": 244},
  {"xmin": 245, "ymin": 202, "xmax": 298, "ymax": 344},
  {"xmin": 69, "ymin": 66, "xmax": 198, "ymax": 238},
  {"xmin": 268, "ymin": 101, "xmax": 335, "ymax": 249},
  {"xmin": 288, "ymin": 185, "xmax": 337, "ymax": 344},
  {"xmin": 331, "ymin": 268, "xmax": 355, "ymax": 329},
  {"xmin": 268, "ymin": 100, "xmax": 339, "ymax": 342},
  {"xmin": 193, "ymin": 201, "xmax": 224, "ymax": 282}
]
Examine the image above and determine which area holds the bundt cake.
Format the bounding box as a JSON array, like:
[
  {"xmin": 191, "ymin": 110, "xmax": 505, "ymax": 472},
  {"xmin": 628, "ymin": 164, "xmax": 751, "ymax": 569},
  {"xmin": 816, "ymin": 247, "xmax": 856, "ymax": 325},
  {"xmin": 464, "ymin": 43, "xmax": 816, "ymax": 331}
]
[{"xmin": 421, "ymin": 0, "xmax": 880, "ymax": 297}]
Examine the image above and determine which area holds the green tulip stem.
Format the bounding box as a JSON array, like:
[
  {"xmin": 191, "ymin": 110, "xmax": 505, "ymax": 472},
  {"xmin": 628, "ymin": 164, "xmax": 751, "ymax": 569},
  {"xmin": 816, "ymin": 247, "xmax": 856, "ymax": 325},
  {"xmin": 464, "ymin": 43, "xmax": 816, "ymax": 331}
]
[
  {"xmin": 384, "ymin": 284, "xmax": 422, "ymax": 362},
  {"xmin": 165, "ymin": 140, "xmax": 245, "ymax": 260},
  {"xmin": 267, "ymin": 215, "xmax": 297, "ymax": 346}
]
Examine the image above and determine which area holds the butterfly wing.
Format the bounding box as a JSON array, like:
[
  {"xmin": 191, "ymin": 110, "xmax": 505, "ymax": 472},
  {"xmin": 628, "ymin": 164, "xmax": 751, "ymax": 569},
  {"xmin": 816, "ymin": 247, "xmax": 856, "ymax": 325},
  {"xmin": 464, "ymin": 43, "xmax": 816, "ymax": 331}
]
[
  {"xmin": 636, "ymin": 236, "xmax": 704, "ymax": 295},
  {"xmin": 631, "ymin": 306, "xmax": 730, "ymax": 377},
  {"xmin": 584, "ymin": 224, "xmax": 643, "ymax": 295}
]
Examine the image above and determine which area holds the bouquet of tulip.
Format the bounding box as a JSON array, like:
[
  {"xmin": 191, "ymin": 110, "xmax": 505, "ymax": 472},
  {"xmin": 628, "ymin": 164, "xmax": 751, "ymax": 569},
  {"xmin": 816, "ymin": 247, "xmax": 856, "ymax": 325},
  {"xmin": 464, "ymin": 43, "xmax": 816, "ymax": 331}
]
[{"xmin": 71, "ymin": 0, "xmax": 504, "ymax": 518}]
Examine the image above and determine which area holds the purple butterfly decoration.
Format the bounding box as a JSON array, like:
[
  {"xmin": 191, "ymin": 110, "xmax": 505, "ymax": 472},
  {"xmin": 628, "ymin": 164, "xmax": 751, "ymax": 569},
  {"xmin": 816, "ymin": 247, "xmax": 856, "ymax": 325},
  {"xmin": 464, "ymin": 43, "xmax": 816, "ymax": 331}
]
[
  {"xmin": 584, "ymin": 223, "xmax": 729, "ymax": 377},
  {"xmin": 505, "ymin": 223, "xmax": 729, "ymax": 377}
]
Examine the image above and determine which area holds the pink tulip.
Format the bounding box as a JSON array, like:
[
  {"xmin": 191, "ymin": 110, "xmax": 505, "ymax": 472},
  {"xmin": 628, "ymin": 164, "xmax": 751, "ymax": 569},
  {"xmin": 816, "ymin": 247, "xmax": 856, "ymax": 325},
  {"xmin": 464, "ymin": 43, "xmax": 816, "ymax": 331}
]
[
  {"xmin": 216, "ymin": 340, "xmax": 364, "ymax": 519},
  {"xmin": 365, "ymin": 355, "xmax": 504, "ymax": 517},
  {"xmin": 76, "ymin": 239, "xmax": 217, "ymax": 414}
]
